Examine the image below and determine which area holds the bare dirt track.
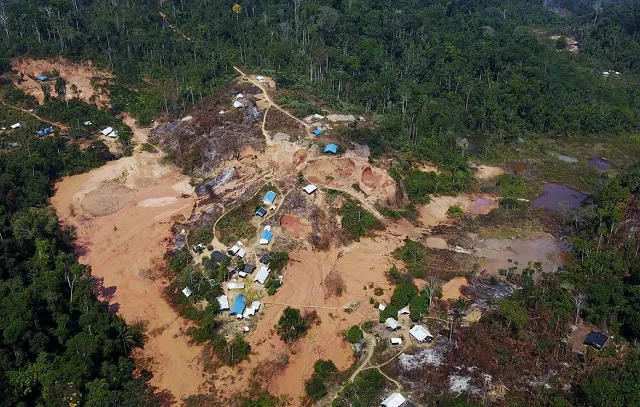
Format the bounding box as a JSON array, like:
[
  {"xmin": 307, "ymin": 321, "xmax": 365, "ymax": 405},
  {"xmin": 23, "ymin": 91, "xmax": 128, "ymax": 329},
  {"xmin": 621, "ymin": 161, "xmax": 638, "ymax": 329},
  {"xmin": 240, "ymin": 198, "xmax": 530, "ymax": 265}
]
[{"xmin": 51, "ymin": 119, "xmax": 207, "ymax": 404}]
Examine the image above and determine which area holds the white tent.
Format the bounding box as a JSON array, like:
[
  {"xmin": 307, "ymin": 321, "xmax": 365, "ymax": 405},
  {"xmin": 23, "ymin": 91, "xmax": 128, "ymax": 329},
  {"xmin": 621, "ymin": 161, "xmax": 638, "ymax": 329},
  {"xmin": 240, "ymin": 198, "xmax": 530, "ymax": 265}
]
[
  {"xmin": 398, "ymin": 307, "xmax": 410, "ymax": 315},
  {"xmin": 100, "ymin": 127, "xmax": 113, "ymax": 136},
  {"xmin": 10, "ymin": 123, "xmax": 21, "ymax": 129},
  {"xmin": 229, "ymin": 245, "xmax": 240, "ymax": 255},
  {"xmin": 251, "ymin": 301, "xmax": 261, "ymax": 311},
  {"xmin": 256, "ymin": 76, "xmax": 265, "ymax": 82},
  {"xmin": 233, "ymin": 101, "xmax": 244, "ymax": 108},
  {"xmin": 389, "ymin": 338, "xmax": 403, "ymax": 345},
  {"xmin": 385, "ymin": 317, "xmax": 401, "ymax": 331},
  {"xmin": 237, "ymin": 249, "xmax": 247, "ymax": 258},
  {"xmin": 254, "ymin": 267, "xmax": 270, "ymax": 284},
  {"xmin": 236, "ymin": 93, "xmax": 244, "ymax": 99},
  {"xmin": 238, "ymin": 271, "xmax": 248, "ymax": 278},
  {"xmin": 409, "ymin": 325, "xmax": 433, "ymax": 342},
  {"xmin": 182, "ymin": 287, "xmax": 193, "ymax": 297},
  {"xmin": 243, "ymin": 307, "xmax": 256, "ymax": 318},
  {"xmin": 381, "ymin": 392, "xmax": 406, "ymax": 407},
  {"xmin": 227, "ymin": 282, "xmax": 245, "ymax": 290},
  {"xmin": 378, "ymin": 303, "xmax": 386, "ymax": 311},
  {"xmin": 108, "ymin": 130, "xmax": 119, "ymax": 138},
  {"xmin": 83, "ymin": 121, "xmax": 92, "ymax": 126},
  {"xmin": 217, "ymin": 295, "xmax": 229, "ymax": 310},
  {"xmin": 303, "ymin": 184, "xmax": 317, "ymax": 194}
]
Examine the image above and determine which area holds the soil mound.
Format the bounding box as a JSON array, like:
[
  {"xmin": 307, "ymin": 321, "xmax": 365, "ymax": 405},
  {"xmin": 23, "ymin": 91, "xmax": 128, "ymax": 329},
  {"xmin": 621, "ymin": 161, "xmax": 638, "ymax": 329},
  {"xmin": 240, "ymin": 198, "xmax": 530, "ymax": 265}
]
[{"xmin": 81, "ymin": 183, "xmax": 135, "ymax": 216}]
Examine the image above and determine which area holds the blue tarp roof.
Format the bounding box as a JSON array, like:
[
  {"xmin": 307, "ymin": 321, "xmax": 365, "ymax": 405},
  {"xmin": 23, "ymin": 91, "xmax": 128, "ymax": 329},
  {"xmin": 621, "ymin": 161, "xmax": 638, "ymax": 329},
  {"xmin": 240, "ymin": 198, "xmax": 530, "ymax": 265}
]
[
  {"xmin": 313, "ymin": 129, "xmax": 322, "ymax": 135},
  {"xmin": 37, "ymin": 75, "xmax": 47, "ymax": 81},
  {"xmin": 263, "ymin": 191, "xmax": 277, "ymax": 203},
  {"xmin": 230, "ymin": 294, "xmax": 246, "ymax": 315},
  {"xmin": 37, "ymin": 127, "xmax": 53, "ymax": 136},
  {"xmin": 324, "ymin": 143, "xmax": 338, "ymax": 154},
  {"xmin": 260, "ymin": 230, "xmax": 273, "ymax": 242}
]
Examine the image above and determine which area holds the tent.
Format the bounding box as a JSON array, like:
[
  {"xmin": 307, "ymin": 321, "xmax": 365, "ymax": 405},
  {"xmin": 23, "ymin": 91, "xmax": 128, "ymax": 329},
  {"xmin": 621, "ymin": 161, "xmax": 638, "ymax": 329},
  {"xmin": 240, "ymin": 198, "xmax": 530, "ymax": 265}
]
[
  {"xmin": 324, "ymin": 143, "xmax": 338, "ymax": 154},
  {"xmin": 259, "ymin": 253, "xmax": 270, "ymax": 264},
  {"xmin": 260, "ymin": 229, "xmax": 273, "ymax": 245},
  {"xmin": 398, "ymin": 307, "xmax": 410, "ymax": 316},
  {"xmin": 37, "ymin": 75, "xmax": 47, "ymax": 81},
  {"xmin": 584, "ymin": 331, "xmax": 608, "ymax": 350},
  {"xmin": 255, "ymin": 207, "xmax": 267, "ymax": 217},
  {"xmin": 389, "ymin": 338, "xmax": 403, "ymax": 345},
  {"xmin": 230, "ymin": 294, "xmax": 247, "ymax": 315},
  {"xmin": 256, "ymin": 76, "xmax": 265, "ymax": 82},
  {"xmin": 227, "ymin": 282, "xmax": 245, "ymax": 290},
  {"xmin": 83, "ymin": 121, "xmax": 92, "ymax": 126},
  {"xmin": 228, "ymin": 245, "xmax": 240, "ymax": 255},
  {"xmin": 217, "ymin": 295, "xmax": 229, "ymax": 310},
  {"xmin": 182, "ymin": 287, "xmax": 193, "ymax": 297},
  {"xmin": 236, "ymin": 93, "xmax": 244, "ymax": 99},
  {"xmin": 37, "ymin": 127, "xmax": 53, "ymax": 136},
  {"xmin": 381, "ymin": 392, "xmax": 407, "ymax": 407},
  {"xmin": 237, "ymin": 249, "xmax": 247, "ymax": 258},
  {"xmin": 313, "ymin": 129, "xmax": 322, "ymax": 136},
  {"xmin": 385, "ymin": 317, "xmax": 401, "ymax": 331},
  {"xmin": 263, "ymin": 191, "xmax": 277, "ymax": 204},
  {"xmin": 211, "ymin": 251, "xmax": 230, "ymax": 263},
  {"xmin": 10, "ymin": 123, "xmax": 21, "ymax": 129},
  {"xmin": 233, "ymin": 101, "xmax": 244, "ymax": 108},
  {"xmin": 409, "ymin": 325, "xmax": 433, "ymax": 342},
  {"xmin": 254, "ymin": 267, "xmax": 270, "ymax": 284},
  {"xmin": 378, "ymin": 303, "xmax": 386, "ymax": 311},
  {"xmin": 303, "ymin": 184, "xmax": 317, "ymax": 194},
  {"xmin": 251, "ymin": 301, "xmax": 261, "ymax": 311},
  {"xmin": 100, "ymin": 127, "xmax": 114, "ymax": 136},
  {"xmin": 108, "ymin": 130, "xmax": 119, "ymax": 138}
]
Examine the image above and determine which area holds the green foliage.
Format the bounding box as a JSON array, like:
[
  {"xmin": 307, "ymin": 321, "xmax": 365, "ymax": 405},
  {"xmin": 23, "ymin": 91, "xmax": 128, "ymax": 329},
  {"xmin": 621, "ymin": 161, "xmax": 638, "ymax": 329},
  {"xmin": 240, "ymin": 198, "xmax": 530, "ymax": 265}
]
[
  {"xmin": 211, "ymin": 335, "xmax": 251, "ymax": 366},
  {"xmin": 556, "ymin": 36, "xmax": 568, "ymax": 50},
  {"xmin": 345, "ymin": 325, "xmax": 364, "ymax": 343},
  {"xmin": 269, "ymin": 251, "xmax": 289, "ymax": 272},
  {"xmin": 238, "ymin": 391, "xmax": 288, "ymax": 407},
  {"xmin": 409, "ymin": 294, "xmax": 429, "ymax": 322},
  {"xmin": 338, "ymin": 199, "xmax": 381, "ymax": 241},
  {"xmin": 194, "ymin": 228, "xmax": 213, "ymax": 245},
  {"xmin": 305, "ymin": 359, "xmax": 338, "ymax": 401},
  {"xmin": 274, "ymin": 92, "xmax": 322, "ymax": 117},
  {"xmin": 305, "ymin": 374, "xmax": 328, "ymax": 401},
  {"xmin": 576, "ymin": 351, "xmax": 640, "ymax": 407},
  {"xmin": 447, "ymin": 205, "xmax": 464, "ymax": 219},
  {"xmin": 277, "ymin": 307, "xmax": 309, "ymax": 343},
  {"xmin": 265, "ymin": 276, "xmax": 282, "ymax": 296},
  {"xmin": 313, "ymin": 359, "xmax": 337, "ymax": 378},
  {"xmin": 333, "ymin": 369, "xmax": 384, "ymax": 407},
  {"xmin": 374, "ymin": 287, "xmax": 384, "ymax": 296},
  {"xmin": 403, "ymin": 169, "xmax": 473, "ymax": 203},
  {"xmin": 393, "ymin": 238, "xmax": 428, "ymax": 278},
  {"xmin": 170, "ymin": 250, "xmax": 192, "ymax": 273},
  {"xmin": 390, "ymin": 282, "xmax": 419, "ymax": 308},
  {"xmin": 497, "ymin": 299, "xmax": 530, "ymax": 334},
  {"xmin": 379, "ymin": 304, "xmax": 399, "ymax": 323},
  {"xmin": 496, "ymin": 174, "xmax": 527, "ymax": 209}
]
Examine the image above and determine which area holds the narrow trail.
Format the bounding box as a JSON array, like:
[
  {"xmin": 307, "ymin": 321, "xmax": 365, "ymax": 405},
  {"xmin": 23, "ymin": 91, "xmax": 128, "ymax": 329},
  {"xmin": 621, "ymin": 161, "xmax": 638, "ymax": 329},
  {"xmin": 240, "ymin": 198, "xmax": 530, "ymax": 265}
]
[
  {"xmin": 0, "ymin": 99, "xmax": 69, "ymax": 130},
  {"xmin": 233, "ymin": 66, "xmax": 313, "ymax": 138},
  {"xmin": 159, "ymin": 12, "xmax": 193, "ymax": 42}
]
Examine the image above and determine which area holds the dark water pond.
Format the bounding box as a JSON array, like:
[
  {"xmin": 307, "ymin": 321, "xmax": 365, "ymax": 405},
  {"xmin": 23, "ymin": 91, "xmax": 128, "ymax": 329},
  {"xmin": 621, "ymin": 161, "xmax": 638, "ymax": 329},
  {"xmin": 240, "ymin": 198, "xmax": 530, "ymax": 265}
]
[
  {"xmin": 588, "ymin": 156, "xmax": 612, "ymax": 170},
  {"xmin": 532, "ymin": 183, "xmax": 586, "ymax": 211}
]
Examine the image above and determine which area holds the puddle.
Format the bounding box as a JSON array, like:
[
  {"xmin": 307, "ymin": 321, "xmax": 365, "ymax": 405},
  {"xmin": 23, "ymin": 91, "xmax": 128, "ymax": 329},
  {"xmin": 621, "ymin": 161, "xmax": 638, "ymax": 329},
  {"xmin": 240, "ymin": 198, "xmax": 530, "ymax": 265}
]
[
  {"xmin": 532, "ymin": 183, "xmax": 586, "ymax": 211},
  {"xmin": 476, "ymin": 237, "xmax": 566, "ymax": 275},
  {"xmin": 588, "ymin": 156, "xmax": 612, "ymax": 170},
  {"xmin": 470, "ymin": 196, "xmax": 497, "ymax": 216}
]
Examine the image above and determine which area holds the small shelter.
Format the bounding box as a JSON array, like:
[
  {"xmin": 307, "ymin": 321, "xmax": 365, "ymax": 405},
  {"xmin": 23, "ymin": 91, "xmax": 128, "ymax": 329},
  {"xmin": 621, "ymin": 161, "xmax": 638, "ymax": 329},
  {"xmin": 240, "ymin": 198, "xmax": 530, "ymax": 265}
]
[
  {"xmin": 409, "ymin": 325, "xmax": 433, "ymax": 342},
  {"xmin": 255, "ymin": 207, "xmax": 267, "ymax": 217},
  {"xmin": 10, "ymin": 123, "xmax": 21, "ymax": 129},
  {"xmin": 324, "ymin": 143, "xmax": 338, "ymax": 154},
  {"xmin": 260, "ymin": 229, "xmax": 273, "ymax": 245},
  {"xmin": 228, "ymin": 245, "xmax": 240, "ymax": 255},
  {"xmin": 256, "ymin": 76, "xmax": 265, "ymax": 82},
  {"xmin": 385, "ymin": 317, "xmax": 401, "ymax": 331},
  {"xmin": 230, "ymin": 294, "xmax": 247, "ymax": 315},
  {"xmin": 243, "ymin": 264, "xmax": 256, "ymax": 274},
  {"xmin": 238, "ymin": 271, "xmax": 248, "ymax": 278},
  {"xmin": 378, "ymin": 303, "xmax": 386, "ymax": 311},
  {"xmin": 233, "ymin": 101, "xmax": 244, "ymax": 108},
  {"xmin": 217, "ymin": 295, "xmax": 229, "ymax": 310},
  {"xmin": 251, "ymin": 301, "xmax": 261, "ymax": 311},
  {"xmin": 254, "ymin": 266, "xmax": 270, "ymax": 284},
  {"xmin": 100, "ymin": 127, "xmax": 113, "ymax": 136},
  {"xmin": 108, "ymin": 130, "xmax": 119, "ymax": 138},
  {"xmin": 313, "ymin": 129, "xmax": 322, "ymax": 136},
  {"xmin": 381, "ymin": 392, "xmax": 407, "ymax": 407},
  {"xmin": 303, "ymin": 184, "xmax": 317, "ymax": 194},
  {"xmin": 236, "ymin": 93, "xmax": 244, "ymax": 99},
  {"xmin": 182, "ymin": 287, "xmax": 193, "ymax": 298},
  {"xmin": 259, "ymin": 253, "xmax": 270, "ymax": 264},
  {"xmin": 237, "ymin": 248, "xmax": 247, "ymax": 258},
  {"xmin": 83, "ymin": 121, "xmax": 93, "ymax": 126},
  {"xmin": 584, "ymin": 331, "xmax": 608, "ymax": 350},
  {"xmin": 36, "ymin": 75, "xmax": 48, "ymax": 81},
  {"xmin": 398, "ymin": 307, "xmax": 410, "ymax": 316},
  {"xmin": 243, "ymin": 307, "xmax": 256, "ymax": 318},
  {"xmin": 390, "ymin": 338, "xmax": 403, "ymax": 345},
  {"xmin": 227, "ymin": 282, "xmax": 245, "ymax": 290},
  {"xmin": 263, "ymin": 191, "xmax": 277, "ymax": 205}
]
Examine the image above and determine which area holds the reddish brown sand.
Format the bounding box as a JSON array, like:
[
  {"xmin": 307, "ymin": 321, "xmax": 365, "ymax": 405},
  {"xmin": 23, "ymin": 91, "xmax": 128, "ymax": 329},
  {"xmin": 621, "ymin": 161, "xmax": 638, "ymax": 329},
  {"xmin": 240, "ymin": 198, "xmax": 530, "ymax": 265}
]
[
  {"xmin": 212, "ymin": 237, "xmax": 403, "ymax": 404},
  {"xmin": 441, "ymin": 277, "xmax": 470, "ymax": 300},
  {"xmin": 280, "ymin": 215, "xmax": 312, "ymax": 238},
  {"xmin": 50, "ymin": 120, "xmax": 206, "ymax": 404}
]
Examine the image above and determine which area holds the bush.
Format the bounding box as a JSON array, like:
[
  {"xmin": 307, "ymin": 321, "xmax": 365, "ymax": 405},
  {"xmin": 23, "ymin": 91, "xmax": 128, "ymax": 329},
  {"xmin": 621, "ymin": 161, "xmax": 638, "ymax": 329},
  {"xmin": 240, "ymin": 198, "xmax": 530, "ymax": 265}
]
[
  {"xmin": 277, "ymin": 307, "xmax": 309, "ymax": 343},
  {"xmin": 211, "ymin": 335, "xmax": 251, "ymax": 366},
  {"xmin": 446, "ymin": 205, "xmax": 463, "ymax": 219},
  {"xmin": 374, "ymin": 287, "xmax": 384, "ymax": 296},
  {"xmin": 313, "ymin": 359, "xmax": 337, "ymax": 378},
  {"xmin": 269, "ymin": 252, "xmax": 289, "ymax": 272},
  {"xmin": 304, "ymin": 374, "xmax": 328, "ymax": 401},
  {"xmin": 390, "ymin": 282, "xmax": 419, "ymax": 308},
  {"xmin": 169, "ymin": 251, "xmax": 191, "ymax": 273},
  {"xmin": 393, "ymin": 238, "xmax": 428, "ymax": 278},
  {"xmin": 339, "ymin": 199, "xmax": 381, "ymax": 241},
  {"xmin": 379, "ymin": 304, "xmax": 399, "ymax": 322},
  {"xmin": 194, "ymin": 228, "xmax": 213, "ymax": 245},
  {"xmin": 345, "ymin": 325, "xmax": 364, "ymax": 343},
  {"xmin": 265, "ymin": 277, "xmax": 282, "ymax": 295}
]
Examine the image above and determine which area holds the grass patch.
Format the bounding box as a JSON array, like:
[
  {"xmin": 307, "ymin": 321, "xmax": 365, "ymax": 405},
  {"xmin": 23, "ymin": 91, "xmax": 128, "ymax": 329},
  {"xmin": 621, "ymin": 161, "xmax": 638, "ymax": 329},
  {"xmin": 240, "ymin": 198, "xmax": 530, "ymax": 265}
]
[
  {"xmin": 338, "ymin": 198, "xmax": 382, "ymax": 241},
  {"xmin": 274, "ymin": 91, "xmax": 322, "ymax": 118},
  {"xmin": 215, "ymin": 184, "xmax": 274, "ymax": 246}
]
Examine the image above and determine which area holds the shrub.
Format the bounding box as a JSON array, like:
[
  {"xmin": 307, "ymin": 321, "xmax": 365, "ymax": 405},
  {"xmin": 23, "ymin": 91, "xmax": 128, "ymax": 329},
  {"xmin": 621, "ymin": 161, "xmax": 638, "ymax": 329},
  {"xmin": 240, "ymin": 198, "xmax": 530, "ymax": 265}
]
[
  {"xmin": 277, "ymin": 307, "xmax": 309, "ymax": 343},
  {"xmin": 379, "ymin": 304, "xmax": 399, "ymax": 322},
  {"xmin": 269, "ymin": 252, "xmax": 289, "ymax": 272},
  {"xmin": 305, "ymin": 375, "xmax": 328, "ymax": 400},
  {"xmin": 313, "ymin": 359, "xmax": 337, "ymax": 378},
  {"xmin": 211, "ymin": 335, "xmax": 251, "ymax": 366},
  {"xmin": 374, "ymin": 287, "xmax": 384, "ymax": 296},
  {"xmin": 169, "ymin": 251, "xmax": 191, "ymax": 273},
  {"xmin": 446, "ymin": 204, "xmax": 463, "ymax": 219},
  {"xmin": 393, "ymin": 238, "xmax": 428, "ymax": 278},
  {"xmin": 339, "ymin": 199, "xmax": 381, "ymax": 241}
]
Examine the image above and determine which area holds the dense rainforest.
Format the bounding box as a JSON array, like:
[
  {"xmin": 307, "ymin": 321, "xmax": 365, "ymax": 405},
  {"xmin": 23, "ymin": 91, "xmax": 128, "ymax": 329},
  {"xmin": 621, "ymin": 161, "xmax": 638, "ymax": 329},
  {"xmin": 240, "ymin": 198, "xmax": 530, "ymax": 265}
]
[{"xmin": 0, "ymin": 0, "xmax": 640, "ymax": 405}]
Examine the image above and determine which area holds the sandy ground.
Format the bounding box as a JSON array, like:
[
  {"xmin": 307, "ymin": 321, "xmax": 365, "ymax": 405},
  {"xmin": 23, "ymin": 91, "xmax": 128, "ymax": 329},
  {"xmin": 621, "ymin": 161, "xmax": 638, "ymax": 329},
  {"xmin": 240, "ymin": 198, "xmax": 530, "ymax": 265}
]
[
  {"xmin": 212, "ymin": 235, "xmax": 403, "ymax": 404},
  {"xmin": 10, "ymin": 57, "xmax": 112, "ymax": 106},
  {"xmin": 473, "ymin": 164, "xmax": 504, "ymax": 181},
  {"xmin": 50, "ymin": 120, "xmax": 205, "ymax": 403},
  {"xmin": 475, "ymin": 237, "xmax": 566, "ymax": 275},
  {"xmin": 441, "ymin": 277, "xmax": 470, "ymax": 300},
  {"xmin": 281, "ymin": 215, "xmax": 312, "ymax": 238},
  {"xmin": 418, "ymin": 194, "xmax": 498, "ymax": 228}
]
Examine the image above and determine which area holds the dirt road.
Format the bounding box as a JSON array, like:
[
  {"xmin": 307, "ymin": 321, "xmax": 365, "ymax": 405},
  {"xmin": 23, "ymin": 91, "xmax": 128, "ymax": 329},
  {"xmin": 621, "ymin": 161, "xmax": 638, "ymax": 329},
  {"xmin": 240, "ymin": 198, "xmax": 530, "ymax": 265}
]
[{"xmin": 0, "ymin": 99, "xmax": 69, "ymax": 130}]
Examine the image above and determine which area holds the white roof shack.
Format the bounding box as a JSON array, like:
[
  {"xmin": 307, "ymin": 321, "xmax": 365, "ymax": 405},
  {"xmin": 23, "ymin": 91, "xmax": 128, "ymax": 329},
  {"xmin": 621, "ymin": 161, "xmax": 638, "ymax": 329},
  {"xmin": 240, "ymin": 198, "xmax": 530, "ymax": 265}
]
[
  {"xmin": 233, "ymin": 101, "xmax": 244, "ymax": 108},
  {"xmin": 256, "ymin": 75, "xmax": 265, "ymax": 82},
  {"xmin": 108, "ymin": 130, "xmax": 119, "ymax": 138},
  {"xmin": 227, "ymin": 282, "xmax": 245, "ymax": 290},
  {"xmin": 409, "ymin": 325, "xmax": 433, "ymax": 342},
  {"xmin": 182, "ymin": 287, "xmax": 193, "ymax": 298},
  {"xmin": 83, "ymin": 121, "xmax": 92, "ymax": 126},
  {"xmin": 303, "ymin": 184, "xmax": 317, "ymax": 194},
  {"xmin": 251, "ymin": 301, "xmax": 261, "ymax": 311},
  {"xmin": 217, "ymin": 295, "xmax": 229, "ymax": 310},
  {"xmin": 229, "ymin": 245, "xmax": 240, "ymax": 255},
  {"xmin": 236, "ymin": 93, "xmax": 244, "ymax": 99},
  {"xmin": 398, "ymin": 307, "xmax": 410, "ymax": 316},
  {"xmin": 10, "ymin": 123, "xmax": 21, "ymax": 129},
  {"xmin": 100, "ymin": 127, "xmax": 114, "ymax": 136},
  {"xmin": 381, "ymin": 392, "xmax": 406, "ymax": 407},
  {"xmin": 385, "ymin": 317, "xmax": 401, "ymax": 331},
  {"xmin": 254, "ymin": 266, "xmax": 270, "ymax": 284},
  {"xmin": 243, "ymin": 307, "xmax": 256, "ymax": 318},
  {"xmin": 378, "ymin": 303, "xmax": 386, "ymax": 311},
  {"xmin": 237, "ymin": 249, "xmax": 247, "ymax": 258},
  {"xmin": 390, "ymin": 338, "xmax": 403, "ymax": 345},
  {"xmin": 238, "ymin": 271, "xmax": 248, "ymax": 278}
]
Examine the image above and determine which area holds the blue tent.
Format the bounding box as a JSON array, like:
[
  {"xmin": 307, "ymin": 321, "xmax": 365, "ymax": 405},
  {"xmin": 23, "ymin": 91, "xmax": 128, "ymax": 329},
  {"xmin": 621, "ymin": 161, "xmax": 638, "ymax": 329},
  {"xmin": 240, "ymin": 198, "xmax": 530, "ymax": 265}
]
[
  {"xmin": 260, "ymin": 230, "xmax": 273, "ymax": 244},
  {"xmin": 230, "ymin": 294, "xmax": 246, "ymax": 315},
  {"xmin": 37, "ymin": 127, "xmax": 53, "ymax": 137},
  {"xmin": 263, "ymin": 191, "xmax": 277, "ymax": 204},
  {"xmin": 324, "ymin": 143, "xmax": 338, "ymax": 154},
  {"xmin": 36, "ymin": 75, "xmax": 47, "ymax": 81},
  {"xmin": 313, "ymin": 129, "xmax": 322, "ymax": 136}
]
